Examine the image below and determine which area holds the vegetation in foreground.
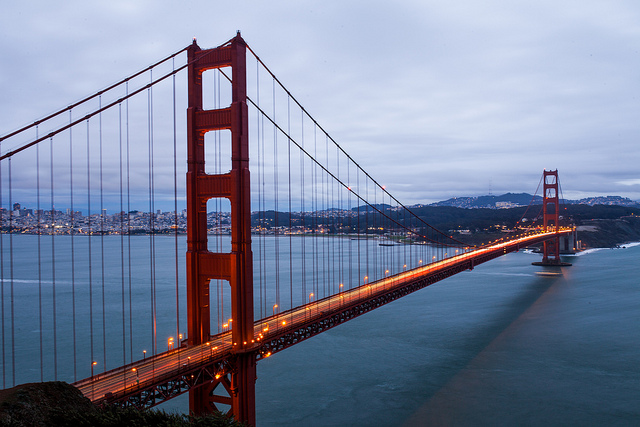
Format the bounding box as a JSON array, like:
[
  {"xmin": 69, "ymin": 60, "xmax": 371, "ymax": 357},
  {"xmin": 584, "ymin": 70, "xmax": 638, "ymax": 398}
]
[{"xmin": 0, "ymin": 382, "xmax": 243, "ymax": 427}]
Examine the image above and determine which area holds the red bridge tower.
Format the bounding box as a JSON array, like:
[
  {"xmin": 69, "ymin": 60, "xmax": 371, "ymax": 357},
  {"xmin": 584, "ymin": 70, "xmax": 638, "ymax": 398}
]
[
  {"xmin": 186, "ymin": 33, "xmax": 256, "ymax": 424},
  {"xmin": 532, "ymin": 169, "xmax": 572, "ymax": 267}
]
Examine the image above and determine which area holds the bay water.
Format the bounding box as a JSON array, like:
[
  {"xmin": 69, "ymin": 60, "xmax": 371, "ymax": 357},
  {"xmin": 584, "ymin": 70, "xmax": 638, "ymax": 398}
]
[
  {"xmin": 254, "ymin": 244, "xmax": 640, "ymax": 426},
  {"xmin": 1, "ymin": 235, "xmax": 638, "ymax": 425}
]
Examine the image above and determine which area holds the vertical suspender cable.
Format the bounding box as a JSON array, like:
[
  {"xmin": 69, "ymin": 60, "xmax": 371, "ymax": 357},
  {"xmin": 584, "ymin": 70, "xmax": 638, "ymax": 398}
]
[
  {"xmin": 147, "ymin": 71, "xmax": 154, "ymax": 351},
  {"xmin": 327, "ymin": 144, "xmax": 332, "ymax": 299},
  {"xmin": 273, "ymin": 78, "xmax": 280, "ymax": 314},
  {"xmin": 331, "ymin": 140, "xmax": 336, "ymax": 298},
  {"xmin": 255, "ymin": 60, "xmax": 266, "ymax": 324},
  {"xmin": 348, "ymin": 160, "xmax": 352, "ymax": 292},
  {"xmin": 49, "ymin": 137, "xmax": 57, "ymax": 380},
  {"xmin": 212, "ymin": 72, "xmax": 219, "ymax": 332},
  {"xmin": 215, "ymin": 71, "xmax": 222, "ymax": 332},
  {"xmin": 70, "ymin": 110, "xmax": 77, "ymax": 381},
  {"xmin": 329, "ymin": 136, "xmax": 335, "ymax": 296},
  {"xmin": 0, "ymin": 140, "xmax": 4, "ymax": 389},
  {"xmin": 9, "ymin": 157, "xmax": 15, "ymax": 385},
  {"xmin": 99, "ymin": 95, "xmax": 107, "ymax": 372},
  {"xmin": 404, "ymin": 203, "xmax": 408, "ymax": 271},
  {"xmin": 384, "ymin": 190, "xmax": 388, "ymax": 274},
  {"xmin": 255, "ymin": 60, "xmax": 262, "ymax": 322},
  {"xmin": 219, "ymin": 72, "xmax": 226, "ymax": 332},
  {"xmin": 126, "ymin": 83, "xmax": 133, "ymax": 362},
  {"xmin": 391, "ymin": 192, "xmax": 395, "ymax": 273},
  {"xmin": 87, "ymin": 119, "xmax": 94, "ymax": 372},
  {"xmin": 148, "ymin": 69, "xmax": 157, "ymax": 355},
  {"xmin": 323, "ymin": 135, "xmax": 328, "ymax": 297},
  {"xmin": 172, "ymin": 57, "xmax": 180, "ymax": 343},
  {"xmin": 312, "ymin": 126, "xmax": 317, "ymax": 298},
  {"xmin": 119, "ymin": 102, "xmax": 126, "ymax": 366},
  {"xmin": 365, "ymin": 176, "xmax": 369, "ymax": 285},
  {"xmin": 8, "ymin": 159, "xmax": 15, "ymax": 386},
  {"xmin": 357, "ymin": 169, "xmax": 360, "ymax": 298},
  {"xmin": 300, "ymin": 112, "xmax": 305, "ymax": 305},
  {"xmin": 338, "ymin": 150, "xmax": 342, "ymax": 290},
  {"xmin": 373, "ymin": 175, "xmax": 377, "ymax": 280},
  {"xmin": 287, "ymin": 97, "xmax": 293, "ymax": 310},
  {"xmin": 260, "ymin": 81, "xmax": 267, "ymax": 322},
  {"xmin": 36, "ymin": 126, "xmax": 43, "ymax": 382},
  {"xmin": 336, "ymin": 146, "xmax": 340, "ymax": 295}
]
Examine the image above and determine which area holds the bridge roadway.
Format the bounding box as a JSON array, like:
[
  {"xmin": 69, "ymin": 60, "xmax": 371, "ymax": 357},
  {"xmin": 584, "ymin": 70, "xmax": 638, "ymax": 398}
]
[{"xmin": 73, "ymin": 228, "xmax": 572, "ymax": 408}]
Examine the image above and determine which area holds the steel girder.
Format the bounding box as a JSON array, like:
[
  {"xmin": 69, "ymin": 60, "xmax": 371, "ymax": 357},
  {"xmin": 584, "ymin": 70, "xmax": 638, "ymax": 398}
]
[{"xmin": 101, "ymin": 357, "xmax": 235, "ymax": 410}]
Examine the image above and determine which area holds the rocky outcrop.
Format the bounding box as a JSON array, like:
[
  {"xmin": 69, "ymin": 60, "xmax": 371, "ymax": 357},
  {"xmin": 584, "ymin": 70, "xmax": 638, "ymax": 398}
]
[
  {"xmin": 577, "ymin": 216, "xmax": 640, "ymax": 248},
  {"xmin": 0, "ymin": 382, "xmax": 95, "ymax": 426},
  {"xmin": 0, "ymin": 381, "xmax": 242, "ymax": 427}
]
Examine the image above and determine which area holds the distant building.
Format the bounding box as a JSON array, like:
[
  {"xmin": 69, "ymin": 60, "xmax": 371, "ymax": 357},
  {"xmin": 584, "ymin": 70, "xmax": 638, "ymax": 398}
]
[{"xmin": 495, "ymin": 201, "xmax": 520, "ymax": 209}]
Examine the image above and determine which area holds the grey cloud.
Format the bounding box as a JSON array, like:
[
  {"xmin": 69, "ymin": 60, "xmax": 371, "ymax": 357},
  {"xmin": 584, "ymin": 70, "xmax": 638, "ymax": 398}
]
[{"xmin": 1, "ymin": 0, "xmax": 639, "ymax": 210}]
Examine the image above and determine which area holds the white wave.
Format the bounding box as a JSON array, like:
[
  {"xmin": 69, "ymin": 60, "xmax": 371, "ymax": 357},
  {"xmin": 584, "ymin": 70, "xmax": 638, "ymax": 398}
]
[
  {"xmin": 574, "ymin": 248, "xmax": 607, "ymax": 256},
  {"xmin": 621, "ymin": 241, "xmax": 640, "ymax": 248},
  {"xmin": 574, "ymin": 242, "xmax": 640, "ymax": 256}
]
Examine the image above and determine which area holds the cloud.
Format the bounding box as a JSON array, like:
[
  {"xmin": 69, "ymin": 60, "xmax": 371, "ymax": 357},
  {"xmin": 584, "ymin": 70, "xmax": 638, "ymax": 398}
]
[
  {"xmin": 1, "ymin": 0, "xmax": 640, "ymax": 212},
  {"xmin": 616, "ymin": 179, "xmax": 640, "ymax": 186}
]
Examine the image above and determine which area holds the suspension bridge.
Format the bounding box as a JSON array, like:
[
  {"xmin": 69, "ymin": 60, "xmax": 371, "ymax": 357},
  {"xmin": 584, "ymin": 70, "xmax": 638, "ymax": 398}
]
[{"xmin": 0, "ymin": 33, "xmax": 573, "ymax": 425}]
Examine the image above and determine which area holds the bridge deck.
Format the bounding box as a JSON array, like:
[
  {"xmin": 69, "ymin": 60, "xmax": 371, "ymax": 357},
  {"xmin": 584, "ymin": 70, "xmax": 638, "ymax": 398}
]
[{"xmin": 73, "ymin": 229, "xmax": 572, "ymax": 408}]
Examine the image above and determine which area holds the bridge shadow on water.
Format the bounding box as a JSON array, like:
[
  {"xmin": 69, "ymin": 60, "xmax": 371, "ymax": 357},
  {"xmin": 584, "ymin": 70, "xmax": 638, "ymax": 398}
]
[
  {"xmin": 254, "ymin": 253, "xmax": 577, "ymax": 426},
  {"xmin": 403, "ymin": 265, "xmax": 571, "ymax": 426}
]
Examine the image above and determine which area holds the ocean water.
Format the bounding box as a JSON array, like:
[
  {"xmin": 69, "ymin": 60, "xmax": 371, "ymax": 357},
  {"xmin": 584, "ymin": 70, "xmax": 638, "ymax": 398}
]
[
  {"xmin": 1, "ymin": 236, "xmax": 638, "ymax": 426},
  {"xmin": 255, "ymin": 244, "xmax": 640, "ymax": 426}
]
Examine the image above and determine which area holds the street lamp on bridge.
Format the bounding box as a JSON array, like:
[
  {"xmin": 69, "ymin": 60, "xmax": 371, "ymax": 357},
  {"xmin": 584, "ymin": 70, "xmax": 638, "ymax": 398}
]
[{"xmin": 91, "ymin": 361, "xmax": 98, "ymax": 400}]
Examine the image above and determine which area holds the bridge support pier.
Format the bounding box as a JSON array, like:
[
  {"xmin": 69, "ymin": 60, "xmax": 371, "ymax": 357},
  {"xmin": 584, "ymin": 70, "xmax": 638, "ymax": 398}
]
[
  {"xmin": 186, "ymin": 33, "xmax": 256, "ymax": 425},
  {"xmin": 188, "ymin": 353, "xmax": 255, "ymax": 419}
]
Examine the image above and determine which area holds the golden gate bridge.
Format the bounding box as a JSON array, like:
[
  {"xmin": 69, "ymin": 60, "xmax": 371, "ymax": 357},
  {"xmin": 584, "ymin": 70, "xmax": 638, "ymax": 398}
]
[{"xmin": 0, "ymin": 33, "xmax": 573, "ymax": 425}]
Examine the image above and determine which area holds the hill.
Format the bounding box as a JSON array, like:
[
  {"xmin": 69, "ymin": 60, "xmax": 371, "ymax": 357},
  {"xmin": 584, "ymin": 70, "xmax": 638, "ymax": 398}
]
[
  {"xmin": 429, "ymin": 192, "xmax": 542, "ymax": 209},
  {"xmin": 426, "ymin": 193, "xmax": 640, "ymax": 209}
]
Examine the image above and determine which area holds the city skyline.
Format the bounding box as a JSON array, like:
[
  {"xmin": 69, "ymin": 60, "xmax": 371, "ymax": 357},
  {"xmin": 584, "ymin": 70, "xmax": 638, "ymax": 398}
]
[{"xmin": 5, "ymin": 189, "xmax": 639, "ymax": 218}]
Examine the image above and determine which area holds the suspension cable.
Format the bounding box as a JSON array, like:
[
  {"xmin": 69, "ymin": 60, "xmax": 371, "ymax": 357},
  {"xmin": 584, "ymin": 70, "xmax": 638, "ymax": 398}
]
[
  {"xmin": 245, "ymin": 44, "xmax": 464, "ymax": 247},
  {"xmin": 0, "ymin": 46, "xmax": 190, "ymax": 143},
  {"xmin": 247, "ymin": 95, "xmax": 463, "ymax": 248},
  {"xmin": 1, "ymin": 38, "xmax": 238, "ymax": 160}
]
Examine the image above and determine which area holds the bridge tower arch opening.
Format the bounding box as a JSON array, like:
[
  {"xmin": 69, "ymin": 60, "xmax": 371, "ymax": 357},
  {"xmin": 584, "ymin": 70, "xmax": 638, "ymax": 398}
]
[{"xmin": 186, "ymin": 33, "xmax": 256, "ymax": 424}]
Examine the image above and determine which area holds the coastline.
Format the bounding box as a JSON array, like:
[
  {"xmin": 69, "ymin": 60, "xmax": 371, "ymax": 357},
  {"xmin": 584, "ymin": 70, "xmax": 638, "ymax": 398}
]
[{"xmin": 573, "ymin": 240, "xmax": 640, "ymax": 256}]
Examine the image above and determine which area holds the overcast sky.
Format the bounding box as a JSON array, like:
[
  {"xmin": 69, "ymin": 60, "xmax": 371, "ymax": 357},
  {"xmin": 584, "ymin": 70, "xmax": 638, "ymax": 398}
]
[{"xmin": 1, "ymin": 0, "xmax": 639, "ymax": 207}]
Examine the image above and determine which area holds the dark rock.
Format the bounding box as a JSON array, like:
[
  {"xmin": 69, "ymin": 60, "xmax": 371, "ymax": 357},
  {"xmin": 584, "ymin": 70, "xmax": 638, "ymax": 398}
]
[{"xmin": 0, "ymin": 381, "xmax": 96, "ymax": 426}]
